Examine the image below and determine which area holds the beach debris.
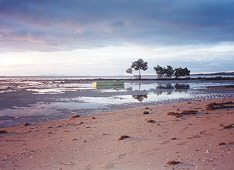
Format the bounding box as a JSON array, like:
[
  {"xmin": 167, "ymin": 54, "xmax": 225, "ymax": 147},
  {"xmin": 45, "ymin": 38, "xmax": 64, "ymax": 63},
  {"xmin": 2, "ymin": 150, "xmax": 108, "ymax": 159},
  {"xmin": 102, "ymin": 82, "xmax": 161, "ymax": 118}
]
[
  {"xmin": 204, "ymin": 150, "xmax": 211, "ymax": 153},
  {"xmin": 70, "ymin": 114, "xmax": 80, "ymax": 119},
  {"xmin": 167, "ymin": 110, "xmax": 198, "ymax": 118},
  {"xmin": 0, "ymin": 130, "xmax": 7, "ymax": 134},
  {"xmin": 145, "ymin": 107, "xmax": 149, "ymax": 109},
  {"xmin": 167, "ymin": 160, "xmax": 181, "ymax": 165},
  {"xmin": 187, "ymin": 135, "xmax": 201, "ymax": 139},
  {"xmin": 78, "ymin": 121, "xmax": 83, "ymax": 125},
  {"xmin": 146, "ymin": 119, "xmax": 156, "ymax": 123},
  {"xmin": 206, "ymin": 101, "xmax": 234, "ymax": 110},
  {"xmin": 167, "ymin": 112, "xmax": 180, "ymax": 118},
  {"xmin": 143, "ymin": 111, "xmax": 149, "ymax": 114},
  {"xmin": 23, "ymin": 123, "xmax": 31, "ymax": 126},
  {"xmin": 92, "ymin": 117, "xmax": 96, "ymax": 119},
  {"xmin": 219, "ymin": 123, "xmax": 225, "ymax": 127},
  {"xmin": 217, "ymin": 142, "xmax": 226, "ymax": 145},
  {"xmin": 199, "ymin": 131, "xmax": 206, "ymax": 135},
  {"xmin": 69, "ymin": 162, "xmax": 74, "ymax": 166},
  {"xmin": 217, "ymin": 142, "xmax": 234, "ymax": 145},
  {"xmin": 171, "ymin": 137, "xmax": 177, "ymax": 140},
  {"xmin": 181, "ymin": 110, "xmax": 198, "ymax": 115},
  {"xmin": 187, "ymin": 102, "xmax": 191, "ymax": 104},
  {"xmin": 118, "ymin": 135, "xmax": 130, "ymax": 140},
  {"xmin": 223, "ymin": 124, "xmax": 234, "ymax": 129}
]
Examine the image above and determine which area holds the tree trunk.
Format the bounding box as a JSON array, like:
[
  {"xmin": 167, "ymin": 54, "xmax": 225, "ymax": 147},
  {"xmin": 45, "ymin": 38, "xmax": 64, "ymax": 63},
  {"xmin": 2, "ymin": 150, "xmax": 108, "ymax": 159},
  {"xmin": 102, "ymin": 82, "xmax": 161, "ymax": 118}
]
[{"xmin": 139, "ymin": 70, "xmax": 141, "ymax": 79}]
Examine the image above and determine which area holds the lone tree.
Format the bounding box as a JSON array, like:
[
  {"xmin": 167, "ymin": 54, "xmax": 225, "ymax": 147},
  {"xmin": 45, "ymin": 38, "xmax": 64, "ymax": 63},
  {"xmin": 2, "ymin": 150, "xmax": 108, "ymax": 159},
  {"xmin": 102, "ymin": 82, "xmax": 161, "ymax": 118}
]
[
  {"xmin": 126, "ymin": 59, "xmax": 148, "ymax": 79},
  {"xmin": 174, "ymin": 67, "xmax": 190, "ymax": 78}
]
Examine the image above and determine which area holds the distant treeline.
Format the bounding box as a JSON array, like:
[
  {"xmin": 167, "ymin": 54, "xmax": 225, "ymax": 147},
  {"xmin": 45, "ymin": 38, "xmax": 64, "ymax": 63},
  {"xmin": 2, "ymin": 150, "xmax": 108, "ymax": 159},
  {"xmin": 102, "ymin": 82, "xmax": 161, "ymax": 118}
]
[{"xmin": 193, "ymin": 72, "xmax": 234, "ymax": 76}]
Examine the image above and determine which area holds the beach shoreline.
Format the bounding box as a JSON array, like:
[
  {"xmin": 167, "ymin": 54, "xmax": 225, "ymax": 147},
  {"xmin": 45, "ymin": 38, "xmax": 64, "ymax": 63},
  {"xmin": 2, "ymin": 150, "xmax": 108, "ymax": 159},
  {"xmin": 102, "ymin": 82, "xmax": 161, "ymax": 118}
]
[
  {"xmin": 0, "ymin": 97, "xmax": 233, "ymax": 169},
  {"xmin": 0, "ymin": 78, "xmax": 233, "ymax": 128}
]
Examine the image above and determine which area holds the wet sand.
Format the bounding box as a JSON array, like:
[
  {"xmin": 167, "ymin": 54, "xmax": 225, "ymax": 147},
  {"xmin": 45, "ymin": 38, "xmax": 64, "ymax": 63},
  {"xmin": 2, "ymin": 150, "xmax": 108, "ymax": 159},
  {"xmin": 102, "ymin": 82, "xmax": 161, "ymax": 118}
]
[
  {"xmin": 0, "ymin": 97, "xmax": 233, "ymax": 170},
  {"xmin": 1, "ymin": 78, "xmax": 234, "ymax": 128}
]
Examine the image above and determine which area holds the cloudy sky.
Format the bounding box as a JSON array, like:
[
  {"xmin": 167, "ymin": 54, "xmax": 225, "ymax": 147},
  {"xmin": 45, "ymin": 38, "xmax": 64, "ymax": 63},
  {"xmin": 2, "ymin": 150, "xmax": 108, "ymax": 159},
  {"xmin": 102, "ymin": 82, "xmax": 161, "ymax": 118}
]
[{"xmin": 0, "ymin": 0, "xmax": 233, "ymax": 76}]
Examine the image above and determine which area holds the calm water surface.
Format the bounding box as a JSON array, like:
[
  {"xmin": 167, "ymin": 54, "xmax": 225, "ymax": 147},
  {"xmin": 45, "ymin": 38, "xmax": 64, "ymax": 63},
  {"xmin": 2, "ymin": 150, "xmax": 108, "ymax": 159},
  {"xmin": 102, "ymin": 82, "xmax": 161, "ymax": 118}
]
[{"xmin": 0, "ymin": 78, "xmax": 233, "ymax": 127}]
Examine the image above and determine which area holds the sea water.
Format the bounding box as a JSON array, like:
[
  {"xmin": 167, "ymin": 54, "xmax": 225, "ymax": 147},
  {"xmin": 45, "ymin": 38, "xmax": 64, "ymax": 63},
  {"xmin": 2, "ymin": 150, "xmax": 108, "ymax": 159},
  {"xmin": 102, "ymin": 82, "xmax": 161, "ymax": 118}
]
[{"xmin": 0, "ymin": 76, "xmax": 233, "ymax": 128}]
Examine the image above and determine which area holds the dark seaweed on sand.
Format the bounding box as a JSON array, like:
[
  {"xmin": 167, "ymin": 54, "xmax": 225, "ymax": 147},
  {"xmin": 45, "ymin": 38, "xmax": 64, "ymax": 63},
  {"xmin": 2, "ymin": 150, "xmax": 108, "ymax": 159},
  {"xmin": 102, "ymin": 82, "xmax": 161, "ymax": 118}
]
[
  {"xmin": 146, "ymin": 119, "xmax": 156, "ymax": 123},
  {"xmin": 167, "ymin": 160, "xmax": 181, "ymax": 165},
  {"xmin": 167, "ymin": 110, "xmax": 198, "ymax": 118},
  {"xmin": 143, "ymin": 111, "xmax": 149, "ymax": 114},
  {"xmin": 70, "ymin": 114, "xmax": 80, "ymax": 118},
  {"xmin": 0, "ymin": 130, "xmax": 7, "ymax": 134},
  {"xmin": 118, "ymin": 135, "xmax": 130, "ymax": 140},
  {"xmin": 223, "ymin": 124, "xmax": 234, "ymax": 129},
  {"xmin": 23, "ymin": 123, "xmax": 31, "ymax": 126},
  {"xmin": 206, "ymin": 101, "xmax": 234, "ymax": 110}
]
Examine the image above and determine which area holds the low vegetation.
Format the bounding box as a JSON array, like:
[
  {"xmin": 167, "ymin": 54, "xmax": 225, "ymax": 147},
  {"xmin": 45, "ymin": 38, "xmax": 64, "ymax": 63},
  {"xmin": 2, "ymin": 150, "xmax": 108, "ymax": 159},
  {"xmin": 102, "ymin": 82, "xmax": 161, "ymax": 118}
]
[
  {"xmin": 126, "ymin": 59, "xmax": 190, "ymax": 79},
  {"xmin": 154, "ymin": 65, "xmax": 190, "ymax": 78}
]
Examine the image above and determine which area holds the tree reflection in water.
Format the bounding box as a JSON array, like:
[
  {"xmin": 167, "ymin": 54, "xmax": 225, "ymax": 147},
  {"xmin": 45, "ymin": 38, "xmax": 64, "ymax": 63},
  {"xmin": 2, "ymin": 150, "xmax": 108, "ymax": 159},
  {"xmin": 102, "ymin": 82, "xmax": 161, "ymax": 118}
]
[
  {"xmin": 132, "ymin": 95, "xmax": 148, "ymax": 102},
  {"xmin": 174, "ymin": 83, "xmax": 190, "ymax": 90},
  {"xmin": 157, "ymin": 83, "xmax": 190, "ymax": 91},
  {"xmin": 128, "ymin": 83, "xmax": 190, "ymax": 102}
]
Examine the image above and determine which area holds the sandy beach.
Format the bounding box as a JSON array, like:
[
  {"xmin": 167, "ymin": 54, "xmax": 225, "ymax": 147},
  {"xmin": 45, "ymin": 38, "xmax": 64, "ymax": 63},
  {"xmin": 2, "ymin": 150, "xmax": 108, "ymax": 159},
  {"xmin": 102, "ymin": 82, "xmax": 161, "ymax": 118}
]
[
  {"xmin": 0, "ymin": 97, "xmax": 233, "ymax": 170},
  {"xmin": 1, "ymin": 0, "xmax": 234, "ymax": 169}
]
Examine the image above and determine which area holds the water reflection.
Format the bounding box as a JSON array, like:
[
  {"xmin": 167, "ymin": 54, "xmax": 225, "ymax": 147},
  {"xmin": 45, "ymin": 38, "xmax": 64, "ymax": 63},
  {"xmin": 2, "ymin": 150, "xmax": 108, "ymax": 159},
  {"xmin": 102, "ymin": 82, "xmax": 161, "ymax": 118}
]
[
  {"xmin": 1, "ymin": 79, "xmax": 233, "ymax": 128},
  {"xmin": 157, "ymin": 83, "xmax": 190, "ymax": 90},
  {"xmin": 132, "ymin": 95, "xmax": 148, "ymax": 102},
  {"xmin": 156, "ymin": 83, "xmax": 174, "ymax": 89},
  {"xmin": 129, "ymin": 83, "xmax": 190, "ymax": 102}
]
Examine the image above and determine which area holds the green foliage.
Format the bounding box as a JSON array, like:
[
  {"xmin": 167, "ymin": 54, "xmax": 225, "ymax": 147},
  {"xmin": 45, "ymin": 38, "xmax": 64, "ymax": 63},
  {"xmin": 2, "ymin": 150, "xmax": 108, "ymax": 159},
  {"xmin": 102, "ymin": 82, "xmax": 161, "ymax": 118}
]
[
  {"xmin": 165, "ymin": 65, "xmax": 174, "ymax": 77},
  {"xmin": 154, "ymin": 65, "xmax": 190, "ymax": 78},
  {"xmin": 153, "ymin": 65, "xmax": 165, "ymax": 78},
  {"xmin": 127, "ymin": 59, "xmax": 148, "ymax": 79},
  {"xmin": 154, "ymin": 65, "xmax": 174, "ymax": 78},
  {"xmin": 126, "ymin": 68, "xmax": 133, "ymax": 74},
  {"xmin": 131, "ymin": 59, "xmax": 148, "ymax": 71},
  {"xmin": 174, "ymin": 67, "xmax": 190, "ymax": 78}
]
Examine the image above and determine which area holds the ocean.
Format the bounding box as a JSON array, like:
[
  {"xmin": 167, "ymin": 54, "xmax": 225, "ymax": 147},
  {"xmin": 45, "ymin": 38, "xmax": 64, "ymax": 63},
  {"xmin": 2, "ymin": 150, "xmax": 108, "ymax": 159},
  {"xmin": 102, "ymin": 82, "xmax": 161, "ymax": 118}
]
[
  {"xmin": 1, "ymin": 73, "xmax": 234, "ymax": 80},
  {"xmin": 0, "ymin": 75, "xmax": 233, "ymax": 128}
]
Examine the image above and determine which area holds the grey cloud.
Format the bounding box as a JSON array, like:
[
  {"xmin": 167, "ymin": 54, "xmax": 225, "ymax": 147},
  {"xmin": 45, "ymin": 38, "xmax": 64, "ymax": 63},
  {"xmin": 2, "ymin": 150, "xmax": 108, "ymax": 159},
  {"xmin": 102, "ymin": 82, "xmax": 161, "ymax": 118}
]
[{"xmin": 0, "ymin": 0, "xmax": 233, "ymax": 51}]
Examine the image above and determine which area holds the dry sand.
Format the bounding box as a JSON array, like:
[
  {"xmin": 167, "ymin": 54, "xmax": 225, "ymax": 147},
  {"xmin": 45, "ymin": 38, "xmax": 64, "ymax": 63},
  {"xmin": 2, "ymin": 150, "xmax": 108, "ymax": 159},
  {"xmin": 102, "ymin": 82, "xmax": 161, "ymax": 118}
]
[{"xmin": 0, "ymin": 98, "xmax": 233, "ymax": 170}]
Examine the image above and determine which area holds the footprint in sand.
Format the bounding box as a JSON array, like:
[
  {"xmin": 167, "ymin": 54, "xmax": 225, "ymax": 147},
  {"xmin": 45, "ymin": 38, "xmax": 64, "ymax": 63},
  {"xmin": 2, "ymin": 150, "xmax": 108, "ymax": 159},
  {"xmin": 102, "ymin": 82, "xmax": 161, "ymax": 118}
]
[
  {"xmin": 118, "ymin": 154, "xmax": 126, "ymax": 159},
  {"xmin": 161, "ymin": 140, "xmax": 170, "ymax": 145}
]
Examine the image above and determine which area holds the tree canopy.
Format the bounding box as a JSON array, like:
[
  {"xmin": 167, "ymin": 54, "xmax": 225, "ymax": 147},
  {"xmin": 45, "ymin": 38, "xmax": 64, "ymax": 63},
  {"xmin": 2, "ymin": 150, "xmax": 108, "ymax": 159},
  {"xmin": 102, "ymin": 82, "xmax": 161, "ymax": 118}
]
[
  {"xmin": 174, "ymin": 67, "xmax": 190, "ymax": 78},
  {"xmin": 153, "ymin": 65, "xmax": 165, "ymax": 78},
  {"xmin": 154, "ymin": 65, "xmax": 190, "ymax": 78},
  {"xmin": 126, "ymin": 59, "xmax": 148, "ymax": 79},
  {"xmin": 153, "ymin": 65, "xmax": 174, "ymax": 78}
]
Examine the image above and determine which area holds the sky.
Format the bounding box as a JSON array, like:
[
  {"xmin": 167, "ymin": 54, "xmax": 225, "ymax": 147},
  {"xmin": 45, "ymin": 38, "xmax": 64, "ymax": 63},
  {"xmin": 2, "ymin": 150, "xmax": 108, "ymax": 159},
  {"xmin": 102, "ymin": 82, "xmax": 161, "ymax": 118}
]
[{"xmin": 0, "ymin": 0, "xmax": 233, "ymax": 76}]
